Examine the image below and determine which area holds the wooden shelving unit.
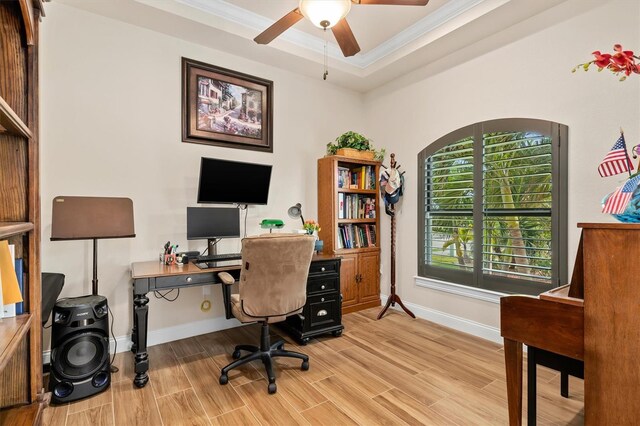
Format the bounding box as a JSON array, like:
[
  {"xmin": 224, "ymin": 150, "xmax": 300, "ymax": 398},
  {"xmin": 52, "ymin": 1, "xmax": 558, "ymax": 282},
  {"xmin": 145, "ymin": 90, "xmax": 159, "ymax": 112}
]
[
  {"xmin": 0, "ymin": 95, "xmax": 32, "ymax": 138},
  {"xmin": 337, "ymin": 188, "xmax": 377, "ymax": 195},
  {"xmin": 318, "ymin": 155, "xmax": 382, "ymax": 314},
  {"xmin": 0, "ymin": 222, "xmax": 35, "ymax": 239},
  {"xmin": 0, "ymin": 0, "xmax": 46, "ymax": 420},
  {"xmin": 0, "ymin": 314, "xmax": 33, "ymax": 372}
]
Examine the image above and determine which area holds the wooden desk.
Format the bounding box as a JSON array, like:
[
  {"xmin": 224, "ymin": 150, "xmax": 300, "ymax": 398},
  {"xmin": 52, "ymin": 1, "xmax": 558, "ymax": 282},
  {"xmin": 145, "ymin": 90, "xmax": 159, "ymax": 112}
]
[
  {"xmin": 130, "ymin": 255, "xmax": 344, "ymax": 387},
  {"xmin": 130, "ymin": 261, "xmax": 241, "ymax": 387}
]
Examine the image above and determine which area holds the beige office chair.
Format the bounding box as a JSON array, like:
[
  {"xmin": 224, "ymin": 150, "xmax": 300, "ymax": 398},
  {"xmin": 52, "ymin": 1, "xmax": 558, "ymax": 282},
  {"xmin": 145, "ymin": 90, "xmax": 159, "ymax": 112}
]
[{"xmin": 218, "ymin": 233, "xmax": 315, "ymax": 394}]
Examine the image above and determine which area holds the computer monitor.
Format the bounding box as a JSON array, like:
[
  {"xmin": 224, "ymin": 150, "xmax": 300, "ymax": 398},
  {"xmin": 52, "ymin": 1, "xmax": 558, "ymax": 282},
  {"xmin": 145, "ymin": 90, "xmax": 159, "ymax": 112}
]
[
  {"xmin": 197, "ymin": 157, "xmax": 272, "ymax": 205},
  {"xmin": 186, "ymin": 207, "xmax": 240, "ymax": 253}
]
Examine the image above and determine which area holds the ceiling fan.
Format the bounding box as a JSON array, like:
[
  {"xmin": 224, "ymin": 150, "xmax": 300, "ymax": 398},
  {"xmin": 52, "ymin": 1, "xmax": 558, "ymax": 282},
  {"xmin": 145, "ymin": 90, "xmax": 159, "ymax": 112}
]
[{"xmin": 254, "ymin": 0, "xmax": 430, "ymax": 57}]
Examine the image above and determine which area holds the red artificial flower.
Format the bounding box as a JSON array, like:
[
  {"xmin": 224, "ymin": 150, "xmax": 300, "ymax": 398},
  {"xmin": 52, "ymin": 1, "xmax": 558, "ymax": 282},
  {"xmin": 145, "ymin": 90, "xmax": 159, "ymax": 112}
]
[
  {"xmin": 578, "ymin": 44, "xmax": 640, "ymax": 80},
  {"xmin": 592, "ymin": 51, "xmax": 612, "ymax": 68},
  {"xmin": 611, "ymin": 44, "xmax": 638, "ymax": 75}
]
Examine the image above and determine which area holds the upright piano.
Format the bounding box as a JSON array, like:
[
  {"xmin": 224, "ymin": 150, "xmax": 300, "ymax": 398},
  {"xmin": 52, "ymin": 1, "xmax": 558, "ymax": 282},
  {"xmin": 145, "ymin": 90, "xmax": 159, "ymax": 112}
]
[{"xmin": 501, "ymin": 223, "xmax": 640, "ymax": 425}]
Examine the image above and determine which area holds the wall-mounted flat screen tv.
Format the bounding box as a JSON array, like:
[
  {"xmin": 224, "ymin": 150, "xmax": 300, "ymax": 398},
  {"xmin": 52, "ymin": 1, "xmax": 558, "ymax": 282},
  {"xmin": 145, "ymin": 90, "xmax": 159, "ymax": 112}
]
[{"xmin": 197, "ymin": 157, "xmax": 272, "ymax": 205}]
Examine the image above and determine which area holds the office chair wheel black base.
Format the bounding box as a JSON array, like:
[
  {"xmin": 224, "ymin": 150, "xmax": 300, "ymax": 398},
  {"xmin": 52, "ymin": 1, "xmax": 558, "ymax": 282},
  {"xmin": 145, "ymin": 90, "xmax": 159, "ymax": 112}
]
[
  {"xmin": 219, "ymin": 374, "xmax": 228, "ymax": 385},
  {"xmin": 219, "ymin": 322, "xmax": 310, "ymax": 394}
]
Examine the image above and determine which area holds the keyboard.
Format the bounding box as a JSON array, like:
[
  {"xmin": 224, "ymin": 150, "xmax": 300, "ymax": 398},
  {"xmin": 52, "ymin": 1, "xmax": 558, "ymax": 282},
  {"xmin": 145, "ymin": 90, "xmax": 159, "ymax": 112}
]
[
  {"xmin": 195, "ymin": 259, "xmax": 242, "ymax": 270},
  {"xmin": 196, "ymin": 252, "xmax": 242, "ymax": 263}
]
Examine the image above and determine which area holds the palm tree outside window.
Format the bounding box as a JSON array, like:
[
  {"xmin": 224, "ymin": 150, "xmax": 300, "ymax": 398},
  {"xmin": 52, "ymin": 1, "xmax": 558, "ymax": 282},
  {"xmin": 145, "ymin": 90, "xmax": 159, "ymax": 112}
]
[{"xmin": 418, "ymin": 118, "xmax": 568, "ymax": 295}]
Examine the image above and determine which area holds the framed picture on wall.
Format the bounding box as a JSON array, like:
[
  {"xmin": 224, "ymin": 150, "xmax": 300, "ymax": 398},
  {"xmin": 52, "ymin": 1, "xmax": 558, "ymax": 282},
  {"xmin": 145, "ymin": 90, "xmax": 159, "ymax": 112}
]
[{"xmin": 182, "ymin": 57, "xmax": 273, "ymax": 153}]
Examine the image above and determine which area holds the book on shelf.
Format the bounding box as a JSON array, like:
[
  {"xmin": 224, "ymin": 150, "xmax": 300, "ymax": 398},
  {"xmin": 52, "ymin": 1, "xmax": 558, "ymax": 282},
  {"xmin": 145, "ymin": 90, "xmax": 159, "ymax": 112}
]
[
  {"xmin": 341, "ymin": 195, "xmax": 376, "ymax": 219},
  {"xmin": 337, "ymin": 224, "xmax": 377, "ymax": 249},
  {"xmin": 15, "ymin": 258, "xmax": 24, "ymax": 315},
  {"xmin": 0, "ymin": 241, "xmax": 22, "ymax": 315},
  {"xmin": 1, "ymin": 243, "xmax": 20, "ymax": 318},
  {"xmin": 364, "ymin": 198, "xmax": 376, "ymax": 218},
  {"xmin": 0, "ymin": 271, "xmax": 3, "ymax": 319},
  {"xmin": 368, "ymin": 166, "xmax": 376, "ymax": 190},
  {"xmin": 337, "ymin": 167, "xmax": 349, "ymax": 189},
  {"xmin": 337, "ymin": 165, "xmax": 377, "ymax": 190}
]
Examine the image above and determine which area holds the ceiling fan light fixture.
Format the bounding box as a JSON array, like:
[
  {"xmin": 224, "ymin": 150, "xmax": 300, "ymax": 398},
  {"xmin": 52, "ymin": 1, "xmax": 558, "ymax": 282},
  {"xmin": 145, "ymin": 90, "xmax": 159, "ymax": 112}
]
[{"xmin": 299, "ymin": 0, "xmax": 351, "ymax": 29}]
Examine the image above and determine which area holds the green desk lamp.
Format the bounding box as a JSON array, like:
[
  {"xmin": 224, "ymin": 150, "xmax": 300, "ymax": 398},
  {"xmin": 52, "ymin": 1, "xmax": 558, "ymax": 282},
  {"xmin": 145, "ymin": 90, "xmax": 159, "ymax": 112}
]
[{"xmin": 260, "ymin": 219, "xmax": 284, "ymax": 233}]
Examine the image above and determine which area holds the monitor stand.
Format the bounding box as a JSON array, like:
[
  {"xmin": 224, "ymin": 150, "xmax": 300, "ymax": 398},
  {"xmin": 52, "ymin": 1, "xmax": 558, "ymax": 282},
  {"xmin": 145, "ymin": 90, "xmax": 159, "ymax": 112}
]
[{"xmin": 207, "ymin": 238, "xmax": 220, "ymax": 257}]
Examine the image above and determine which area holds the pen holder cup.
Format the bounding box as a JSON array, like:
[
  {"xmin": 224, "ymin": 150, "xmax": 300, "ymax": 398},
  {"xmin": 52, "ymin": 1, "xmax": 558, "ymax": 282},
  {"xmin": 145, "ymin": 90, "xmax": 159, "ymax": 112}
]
[{"xmin": 162, "ymin": 254, "xmax": 175, "ymax": 265}]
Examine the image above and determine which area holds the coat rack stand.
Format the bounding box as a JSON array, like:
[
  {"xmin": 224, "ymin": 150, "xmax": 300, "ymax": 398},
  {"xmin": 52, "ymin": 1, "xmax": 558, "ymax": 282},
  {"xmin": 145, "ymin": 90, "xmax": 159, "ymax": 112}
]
[{"xmin": 377, "ymin": 154, "xmax": 415, "ymax": 320}]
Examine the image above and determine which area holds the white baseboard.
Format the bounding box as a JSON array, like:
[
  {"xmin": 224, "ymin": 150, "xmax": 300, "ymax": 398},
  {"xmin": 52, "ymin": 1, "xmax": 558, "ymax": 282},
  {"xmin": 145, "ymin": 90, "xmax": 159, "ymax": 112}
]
[
  {"xmin": 379, "ymin": 294, "xmax": 502, "ymax": 344},
  {"xmin": 43, "ymin": 316, "xmax": 242, "ymax": 365},
  {"xmin": 43, "ymin": 298, "xmax": 502, "ymax": 364}
]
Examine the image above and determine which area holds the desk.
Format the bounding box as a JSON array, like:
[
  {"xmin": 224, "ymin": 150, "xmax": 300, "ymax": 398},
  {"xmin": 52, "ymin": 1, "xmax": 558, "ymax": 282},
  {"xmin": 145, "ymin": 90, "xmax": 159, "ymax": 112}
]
[
  {"xmin": 130, "ymin": 261, "xmax": 241, "ymax": 388},
  {"xmin": 130, "ymin": 255, "xmax": 343, "ymax": 388}
]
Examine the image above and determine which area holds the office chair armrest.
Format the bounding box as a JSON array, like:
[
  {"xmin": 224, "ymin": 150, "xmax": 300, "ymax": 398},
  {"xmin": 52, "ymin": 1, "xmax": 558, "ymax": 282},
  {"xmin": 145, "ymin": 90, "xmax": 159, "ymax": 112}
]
[
  {"xmin": 218, "ymin": 272, "xmax": 236, "ymax": 319},
  {"xmin": 218, "ymin": 272, "xmax": 235, "ymax": 285}
]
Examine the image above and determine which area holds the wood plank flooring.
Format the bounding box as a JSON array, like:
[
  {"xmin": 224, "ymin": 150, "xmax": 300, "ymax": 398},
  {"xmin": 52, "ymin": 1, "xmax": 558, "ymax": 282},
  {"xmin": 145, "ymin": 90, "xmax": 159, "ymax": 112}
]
[{"xmin": 41, "ymin": 308, "xmax": 584, "ymax": 425}]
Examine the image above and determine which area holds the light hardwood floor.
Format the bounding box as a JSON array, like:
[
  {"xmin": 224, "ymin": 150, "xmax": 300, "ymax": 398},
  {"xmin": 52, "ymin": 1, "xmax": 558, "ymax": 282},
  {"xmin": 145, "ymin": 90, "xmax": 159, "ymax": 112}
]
[{"xmin": 42, "ymin": 308, "xmax": 584, "ymax": 425}]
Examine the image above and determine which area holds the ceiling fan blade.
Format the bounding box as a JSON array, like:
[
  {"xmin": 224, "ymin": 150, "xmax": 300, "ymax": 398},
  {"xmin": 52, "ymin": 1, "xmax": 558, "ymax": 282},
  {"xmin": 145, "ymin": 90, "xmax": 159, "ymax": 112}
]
[
  {"xmin": 353, "ymin": 0, "xmax": 429, "ymax": 5},
  {"xmin": 331, "ymin": 18, "xmax": 361, "ymax": 57},
  {"xmin": 254, "ymin": 8, "xmax": 304, "ymax": 45}
]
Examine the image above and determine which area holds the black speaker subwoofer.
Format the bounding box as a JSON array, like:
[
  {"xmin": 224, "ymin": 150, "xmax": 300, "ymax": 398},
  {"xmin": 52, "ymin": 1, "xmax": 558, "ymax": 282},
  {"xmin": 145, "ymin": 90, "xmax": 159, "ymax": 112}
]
[{"xmin": 49, "ymin": 295, "xmax": 111, "ymax": 403}]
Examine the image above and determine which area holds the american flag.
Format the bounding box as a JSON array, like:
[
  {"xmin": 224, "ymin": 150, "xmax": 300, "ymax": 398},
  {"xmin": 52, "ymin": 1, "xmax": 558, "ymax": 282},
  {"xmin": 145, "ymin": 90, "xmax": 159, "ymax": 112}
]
[
  {"xmin": 602, "ymin": 174, "xmax": 640, "ymax": 214},
  {"xmin": 598, "ymin": 135, "xmax": 634, "ymax": 177}
]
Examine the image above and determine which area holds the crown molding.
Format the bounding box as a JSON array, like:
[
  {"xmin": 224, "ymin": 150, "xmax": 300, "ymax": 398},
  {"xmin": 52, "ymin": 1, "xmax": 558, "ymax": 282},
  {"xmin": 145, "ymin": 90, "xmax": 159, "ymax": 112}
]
[
  {"xmin": 362, "ymin": 0, "xmax": 493, "ymax": 67},
  {"xmin": 146, "ymin": 0, "xmax": 505, "ymax": 70}
]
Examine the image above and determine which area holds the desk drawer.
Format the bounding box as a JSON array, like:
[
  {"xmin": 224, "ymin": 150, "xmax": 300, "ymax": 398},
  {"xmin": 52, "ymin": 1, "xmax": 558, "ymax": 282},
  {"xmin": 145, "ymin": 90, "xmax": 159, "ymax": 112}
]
[
  {"xmin": 305, "ymin": 293, "xmax": 341, "ymax": 330},
  {"xmin": 309, "ymin": 260, "xmax": 339, "ymax": 276},
  {"xmin": 153, "ymin": 272, "xmax": 214, "ymax": 289},
  {"xmin": 307, "ymin": 276, "xmax": 338, "ymax": 295}
]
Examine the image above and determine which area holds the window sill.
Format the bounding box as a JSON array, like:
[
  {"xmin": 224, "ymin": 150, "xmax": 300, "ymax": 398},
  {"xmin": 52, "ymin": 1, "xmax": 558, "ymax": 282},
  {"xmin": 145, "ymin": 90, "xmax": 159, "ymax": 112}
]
[{"xmin": 414, "ymin": 276, "xmax": 504, "ymax": 304}]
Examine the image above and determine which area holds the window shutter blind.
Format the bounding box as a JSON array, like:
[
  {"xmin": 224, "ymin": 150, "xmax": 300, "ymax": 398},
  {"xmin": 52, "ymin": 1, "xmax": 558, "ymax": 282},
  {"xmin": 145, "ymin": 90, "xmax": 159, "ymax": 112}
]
[
  {"xmin": 425, "ymin": 137, "xmax": 474, "ymax": 273},
  {"xmin": 419, "ymin": 119, "xmax": 565, "ymax": 294},
  {"xmin": 482, "ymin": 132, "xmax": 553, "ymax": 285}
]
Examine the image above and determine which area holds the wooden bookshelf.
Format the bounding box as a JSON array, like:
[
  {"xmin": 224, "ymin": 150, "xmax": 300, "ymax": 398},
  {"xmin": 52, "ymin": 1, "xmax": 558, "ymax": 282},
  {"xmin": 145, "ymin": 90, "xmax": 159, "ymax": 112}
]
[
  {"xmin": 318, "ymin": 155, "xmax": 381, "ymax": 314},
  {"xmin": 0, "ymin": 0, "xmax": 45, "ymax": 418}
]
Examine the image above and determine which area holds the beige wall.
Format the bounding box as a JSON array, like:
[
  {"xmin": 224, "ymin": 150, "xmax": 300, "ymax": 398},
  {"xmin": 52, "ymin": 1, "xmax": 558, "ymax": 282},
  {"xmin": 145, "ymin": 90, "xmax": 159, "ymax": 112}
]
[
  {"xmin": 364, "ymin": 0, "xmax": 640, "ymax": 330},
  {"xmin": 40, "ymin": 3, "xmax": 364, "ymax": 349}
]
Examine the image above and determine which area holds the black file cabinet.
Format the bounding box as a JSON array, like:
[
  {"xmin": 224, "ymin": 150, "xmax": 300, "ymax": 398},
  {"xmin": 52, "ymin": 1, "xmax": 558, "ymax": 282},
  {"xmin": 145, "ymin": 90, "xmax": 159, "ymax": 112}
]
[{"xmin": 278, "ymin": 256, "xmax": 344, "ymax": 344}]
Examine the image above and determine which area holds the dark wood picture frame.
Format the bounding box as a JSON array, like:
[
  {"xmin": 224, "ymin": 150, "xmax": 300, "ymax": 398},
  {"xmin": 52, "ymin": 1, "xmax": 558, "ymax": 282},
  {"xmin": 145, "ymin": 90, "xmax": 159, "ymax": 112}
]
[{"xmin": 182, "ymin": 57, "xmax": 273, "ymax": 152}]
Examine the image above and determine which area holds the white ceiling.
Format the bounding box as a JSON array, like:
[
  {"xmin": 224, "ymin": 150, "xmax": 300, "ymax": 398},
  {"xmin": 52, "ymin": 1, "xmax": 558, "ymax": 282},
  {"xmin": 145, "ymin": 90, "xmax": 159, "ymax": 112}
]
[
  {"xmin": 56, "ymin": 0, "xmax": 578, "ymax": 92},
  {"xmin": 226, "ymin": 0, "xmax": 447, "ymax": 54}
]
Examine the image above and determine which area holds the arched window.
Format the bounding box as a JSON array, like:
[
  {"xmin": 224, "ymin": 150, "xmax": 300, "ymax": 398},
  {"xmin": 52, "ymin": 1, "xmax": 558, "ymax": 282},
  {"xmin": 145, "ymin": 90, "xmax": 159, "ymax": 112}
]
[{"xmin": 418, "ymin": 118, "xmax": 568, "ymax": 295}]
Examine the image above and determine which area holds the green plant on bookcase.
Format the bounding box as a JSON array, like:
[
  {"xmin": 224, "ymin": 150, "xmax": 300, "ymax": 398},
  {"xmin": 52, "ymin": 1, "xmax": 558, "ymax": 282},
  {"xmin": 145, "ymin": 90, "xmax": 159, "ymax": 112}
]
[{"xmin": 326, "ymin": 131, "xmax": 386, "ymax": 161}]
